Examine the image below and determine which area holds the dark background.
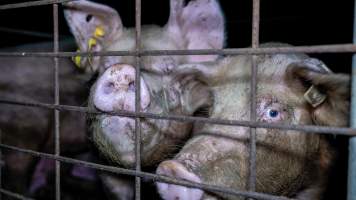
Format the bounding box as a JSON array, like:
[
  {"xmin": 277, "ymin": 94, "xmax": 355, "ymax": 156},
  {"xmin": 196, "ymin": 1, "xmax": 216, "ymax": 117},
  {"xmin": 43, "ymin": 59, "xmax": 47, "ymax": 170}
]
[
  {"xmin": 0, "ymin": 0, "xmax": 354, "ymax": 199},
  {"xmin": 0, "ymin": 0, "xmax": 354, "ymax": 73}
]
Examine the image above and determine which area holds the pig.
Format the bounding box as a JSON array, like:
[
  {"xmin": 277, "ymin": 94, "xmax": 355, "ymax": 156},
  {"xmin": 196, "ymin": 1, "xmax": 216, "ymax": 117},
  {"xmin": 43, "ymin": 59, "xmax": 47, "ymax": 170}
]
[
  {"xmin": 64, "ymin": 0, "xmax": 225, "ymax": 199},
  {"xmin": 156, "ymin": 46, "xmax": 350, "ymax": 200},
  {"xmin": 88, "ymin": 63, "xmax": 212, "ymax": 167},
  {"xmin": 0, "ymin": 40, "xmax": 93, "ymax": 197},
  {"xmin": 63, "ymin": 0, "xmax": 225, "ymax": 74}
]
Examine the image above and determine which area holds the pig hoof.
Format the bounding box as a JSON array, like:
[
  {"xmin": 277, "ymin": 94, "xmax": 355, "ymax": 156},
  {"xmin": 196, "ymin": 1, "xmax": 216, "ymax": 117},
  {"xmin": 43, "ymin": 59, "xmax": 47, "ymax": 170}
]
[{"xmin": 156, "ymin": 161, "xmax": 203, "ymax": 200}]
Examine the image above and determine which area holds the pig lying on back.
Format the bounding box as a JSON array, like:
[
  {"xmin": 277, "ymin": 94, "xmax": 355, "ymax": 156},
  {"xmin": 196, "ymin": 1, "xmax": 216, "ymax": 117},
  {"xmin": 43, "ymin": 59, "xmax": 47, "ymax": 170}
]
[{"xmin": 156, "ymin": 46, "xmax": 350, "ymax": 200}]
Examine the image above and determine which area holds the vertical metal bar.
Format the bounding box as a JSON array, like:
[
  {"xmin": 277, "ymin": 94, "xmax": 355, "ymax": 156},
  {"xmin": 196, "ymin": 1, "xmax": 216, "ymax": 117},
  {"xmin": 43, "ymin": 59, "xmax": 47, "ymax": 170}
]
[
  {"xmin": 0, "ymin": 130, "xmax": 2, "ymax": 200},
  {"xmin": 249, "ymin": 0, "xmax": 260, "ymax": 195},
  {"xmin": 135, "ymin": 0, "xmax": 142, "ymax": 199},
  {"xmin": 53, "ymin": 4, "xmax": 61, "ymax": 200},
  {"xmin": 348, "ymin": 1, "xmax": 356, "ymax": 199}
]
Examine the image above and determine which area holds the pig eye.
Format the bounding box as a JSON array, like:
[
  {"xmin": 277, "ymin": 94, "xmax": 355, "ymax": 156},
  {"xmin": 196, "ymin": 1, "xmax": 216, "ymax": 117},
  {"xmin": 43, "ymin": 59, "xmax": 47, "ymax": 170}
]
[
  {"xmin": 86, "ymin": 14, "xmax": 93, "ymax": 22},
  {"xmin": 268, "ymin": 109, "xmax": 279, "ymax": 118},
  {"xmin": 128, "ymin": 81, "xmax": 135, "ymax": 92}
]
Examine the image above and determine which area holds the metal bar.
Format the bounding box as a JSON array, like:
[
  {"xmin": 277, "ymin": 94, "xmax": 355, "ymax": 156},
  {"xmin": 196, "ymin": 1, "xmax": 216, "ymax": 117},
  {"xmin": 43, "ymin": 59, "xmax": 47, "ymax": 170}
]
[
  {"xmin": 0, "ymin": 27, "xmax": 54, "ymax": 39},
  {"xmin": 2, "ymin": 44, "xmax": 356, "ymax": 58},
  {"xmin": 0, "ymin": 130, "xmax": 2, "ymax": 200},
  {"xmin": 53, "ymin": 4, "xmax": 61, "ymax": 200},
  {"xmin": 348, "ymin": 1, "xmax": 356, "ymax": 199},
  {"xmin": 134, "ymin": 0, "xmax": 142, "ymax": 199},
  {"xmin": 249, "ymin": 0, "xmax": 260, "ymax": 194},
  {"xmin": 0, "ymin": 99, "xmax": 356, "ymax": 136},
  {"xmin": 0, "ymin": 189, "xmax": 35, "ymax": 200},
  {"xmin": 0, "ymin": 144, "xmax": 293, "ymax": 200},
  {"xmin": 0, "ymin": 0, "xmax": 74, "ymax": 10}
]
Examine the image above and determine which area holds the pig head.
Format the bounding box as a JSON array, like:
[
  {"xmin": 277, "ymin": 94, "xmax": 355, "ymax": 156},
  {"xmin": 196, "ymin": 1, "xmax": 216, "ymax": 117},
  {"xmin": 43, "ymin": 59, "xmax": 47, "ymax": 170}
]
[
  {"xmin": 64, "ymin": 0, "xmax": 225, "ymax": 168},
  {"xmin": 88, "ymin": 63, "xmax": 212, "ymax": 168},
  {"xmin": 156, "ymin": 49, "xmax": 350, "ymax": 200},
  {"xmin": 63, "ymin": 0, "xmax": 225, "ymax": 74}
]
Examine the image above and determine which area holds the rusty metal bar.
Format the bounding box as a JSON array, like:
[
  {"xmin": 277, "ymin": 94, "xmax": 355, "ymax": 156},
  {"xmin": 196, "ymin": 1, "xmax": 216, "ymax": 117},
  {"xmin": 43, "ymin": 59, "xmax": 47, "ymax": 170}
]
[
  {"xmin": 0, "ymin": 189, "xmax": 35, "ymax": 200},
  {"xmin": 0, "ymin": 0, "xmax": 73, "ymax": 10},
  {"xmin": 53, "ymin": 4, "xmax": 61, "ymax": 200},
  {"xmin": 0, "ymin": 143, "xmax": 293, "ymax": 200},
  {"xmin": 0, "ymin": 99, "xmax": 355, "ymax": 136},
  {"xmin": 249, "ymin": 0, "xmax": 260, "ymax": 194},
  {"xmin": 0, "ymin": 44, "xmax": 356, "ymax": 58},
  {"xmin": 134, "ymin": 0, "xmax": 142, "ymax": 199}
]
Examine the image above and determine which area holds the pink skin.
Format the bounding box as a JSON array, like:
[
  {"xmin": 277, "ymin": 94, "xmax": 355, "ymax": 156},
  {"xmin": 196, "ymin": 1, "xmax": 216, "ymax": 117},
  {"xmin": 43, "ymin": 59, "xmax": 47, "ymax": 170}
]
[
  {"xmin": 156, "ymin": 160, "xmax": 203, "ymax": 200},
  {"xmin": 91, "ymin": 64, "xmax": 152, "ymax": 166},
  {"xmin": 93, "ymin": 63, "xmax": 150, "ymax": 112},
  {"xmin": 29, "ymin": 158, "xmax": 55, "ymax": 194}
]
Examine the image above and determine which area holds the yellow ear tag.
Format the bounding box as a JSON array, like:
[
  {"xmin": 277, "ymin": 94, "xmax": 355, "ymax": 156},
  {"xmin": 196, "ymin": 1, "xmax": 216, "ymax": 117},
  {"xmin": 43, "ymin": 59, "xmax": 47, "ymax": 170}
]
[
  {"xmin": 88, "ymin": 38, "xmax": 97, "ymax": 50},
  {"xmin": 73, "ymin": 49, "xmax": 83, "ymax": 68},
  {"xmin": 94, "ymin": 26, "xmax": 105, "ymax": 38}
]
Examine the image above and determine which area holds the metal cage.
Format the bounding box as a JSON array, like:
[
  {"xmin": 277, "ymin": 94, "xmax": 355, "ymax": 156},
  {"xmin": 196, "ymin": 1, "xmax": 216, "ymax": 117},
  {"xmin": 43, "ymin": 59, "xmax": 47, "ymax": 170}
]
[{"xmin": 0, "ymin": 0, "xmax": 355, "ymax": 200}]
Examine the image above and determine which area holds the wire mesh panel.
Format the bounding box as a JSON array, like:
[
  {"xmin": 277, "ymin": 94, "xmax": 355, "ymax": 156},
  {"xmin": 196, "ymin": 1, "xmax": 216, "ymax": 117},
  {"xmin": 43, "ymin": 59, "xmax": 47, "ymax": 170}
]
[{"xmin": 0, "ymin": 0, "xmax": 354, "ymax": 200}]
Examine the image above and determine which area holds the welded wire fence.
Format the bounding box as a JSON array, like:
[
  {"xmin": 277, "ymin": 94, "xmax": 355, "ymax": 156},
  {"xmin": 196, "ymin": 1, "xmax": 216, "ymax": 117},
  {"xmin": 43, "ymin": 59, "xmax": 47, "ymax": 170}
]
[{"xmin": 0, "ymin": 0, "xmax": 354, "ymax": 200}]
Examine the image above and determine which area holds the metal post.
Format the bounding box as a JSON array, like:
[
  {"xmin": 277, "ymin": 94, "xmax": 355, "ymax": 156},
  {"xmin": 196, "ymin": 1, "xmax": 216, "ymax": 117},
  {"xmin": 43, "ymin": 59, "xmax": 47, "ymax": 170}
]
[
  {"xmin": 53, "ymin": 3, "xmax": 60, "ymax": 200},
  {"xmin": 348, "ymin": 1, "xmax": 356, "ymax": 200},
  {"xmin": 0, "ymin": 129, "xmax": 2, "ymax": 200},
  {"xmin": 248, "ymin": 0, "xmax": 260, "ymax": 196},
  {"xmin": 135, "ymin": 0, "xmax": 142, "ymax": 199}
]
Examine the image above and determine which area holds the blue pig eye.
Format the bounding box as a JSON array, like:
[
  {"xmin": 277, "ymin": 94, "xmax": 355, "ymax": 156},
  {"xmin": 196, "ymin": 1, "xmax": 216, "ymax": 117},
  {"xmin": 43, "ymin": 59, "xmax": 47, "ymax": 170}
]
[{"xmin": 268, "ymin": 109, "xmax": 279, "ymax": 118}]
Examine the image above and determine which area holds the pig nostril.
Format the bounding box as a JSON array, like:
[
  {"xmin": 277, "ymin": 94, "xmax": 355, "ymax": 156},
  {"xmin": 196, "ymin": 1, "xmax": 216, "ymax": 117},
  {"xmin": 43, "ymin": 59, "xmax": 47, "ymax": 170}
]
[
  {"xmin": 128, "ymin": 81, "xmax": 135, "ymax": 92},
  {"xmin": 103, "ymin": 82, "xmax": 115, "ymax": 94}
]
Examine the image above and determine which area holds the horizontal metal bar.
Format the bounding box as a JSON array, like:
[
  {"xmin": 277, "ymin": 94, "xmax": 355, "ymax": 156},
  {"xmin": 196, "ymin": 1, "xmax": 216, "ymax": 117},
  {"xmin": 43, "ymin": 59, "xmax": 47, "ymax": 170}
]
[
  {"xmin": 0, "ymin": 189, "xmax": 35, "ymax": 200},
  {"xmin": 0, "ymin": 27, "xmax": 55, "ymax": 39},
  {"xmin": 0, "ymin": 143, "xmax": 293, "ymax": 200},
  {"xmin": 0, "ymin": 0, "xmax": 74, "ymax": 10},
  {"xmin": 0, "ymin": 44, "xmax": 356, "ymax": 58},
  {"xmin": 0, "ymin": 99, "xmax": 355, "ymax": 136}
]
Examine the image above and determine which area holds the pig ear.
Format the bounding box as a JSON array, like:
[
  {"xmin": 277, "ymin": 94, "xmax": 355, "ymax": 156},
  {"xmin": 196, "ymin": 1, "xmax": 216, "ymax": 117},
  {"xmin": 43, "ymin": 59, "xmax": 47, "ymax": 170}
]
[
  {"xmin": 167, "ymin": 0, "xmax": 225, "ymax": 62},
  {"xmin": 286, "ymin": 60, "xmax": 350, "ymax": 127},
  {"xmin": 63, "ymin": 0, "xmax": 123, "ymax": 71},
  {"xmin": 172, "ymin": 62, "xmax": 222, "ymax": 85},
  {"xmin": 173, "ymin": 74, "xmax": 213, "ymax": 115}
]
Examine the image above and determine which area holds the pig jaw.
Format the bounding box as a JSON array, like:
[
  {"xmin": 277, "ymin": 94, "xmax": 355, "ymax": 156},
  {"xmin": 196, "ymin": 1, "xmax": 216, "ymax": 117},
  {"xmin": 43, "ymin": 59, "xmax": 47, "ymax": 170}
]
[
  {"xmin": 93, "ymin": 116, "xmax": 136, "ymax": 167},
  {"xmin": 156, "ymin": 160, "xmax": 203, "ymax": 200}
]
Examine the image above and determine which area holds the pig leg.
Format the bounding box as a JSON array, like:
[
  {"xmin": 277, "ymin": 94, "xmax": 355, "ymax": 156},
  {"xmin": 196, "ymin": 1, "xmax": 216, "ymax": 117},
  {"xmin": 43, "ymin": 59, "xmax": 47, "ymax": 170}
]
[
  {"xmin": 28, "ymin": 158, "xmax": 55, "ymax": 195},
  {"xmin": 100, "ymin": 172, "xmax": 134, "ymax": 200}
]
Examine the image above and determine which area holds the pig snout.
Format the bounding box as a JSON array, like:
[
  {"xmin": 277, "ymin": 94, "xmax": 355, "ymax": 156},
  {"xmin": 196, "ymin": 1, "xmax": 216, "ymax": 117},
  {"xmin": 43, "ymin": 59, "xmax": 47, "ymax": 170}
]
[
  {"xmin": 156, "ymin": 160, "xmax": 203, "ymax": 200},
  {"xmin": 93, "ymin": 64, "xmax": 150, "ymax": 112}
]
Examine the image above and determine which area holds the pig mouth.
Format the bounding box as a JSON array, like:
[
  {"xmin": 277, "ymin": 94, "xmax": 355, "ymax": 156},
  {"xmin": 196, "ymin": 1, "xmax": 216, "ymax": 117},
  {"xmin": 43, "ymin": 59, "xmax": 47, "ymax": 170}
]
[{"xmin": 95, "ymin": 115, "xmax": 170, "ymax": 167}]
